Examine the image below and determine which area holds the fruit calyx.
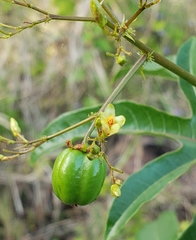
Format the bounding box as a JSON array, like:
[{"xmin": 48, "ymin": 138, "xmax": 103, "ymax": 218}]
[{"xmin": 66, "ymin": 140, "xmax": 101, "ymax": 161}]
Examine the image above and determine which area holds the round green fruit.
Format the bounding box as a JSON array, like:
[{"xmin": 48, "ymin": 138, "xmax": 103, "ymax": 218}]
[
  {"xmin": 52, "ymin": 148, "xmax": 107, "ymax": 206},
  {"xmin": 116, "ymin": 55, "xmax": 127, "ymax": 66}
]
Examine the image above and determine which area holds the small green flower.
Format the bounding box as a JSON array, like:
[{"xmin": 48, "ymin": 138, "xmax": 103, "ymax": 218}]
[{"xmin": 100, "ymin": 104, "xmax": 125, "ymax": 137}]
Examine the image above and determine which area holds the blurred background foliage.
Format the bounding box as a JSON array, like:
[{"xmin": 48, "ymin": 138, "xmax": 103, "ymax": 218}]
[{"xmin": 0, "ymin": 0, "xmax": 196, "ymax": 239}]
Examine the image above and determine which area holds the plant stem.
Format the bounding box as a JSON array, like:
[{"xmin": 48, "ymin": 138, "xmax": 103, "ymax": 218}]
[
  {"xmin": 102, "ymin": 0, "xmax": 196, "ymax": 86},
  {"xmin": 1, "ymin": 17, "xmax": 94, "ymax": 39},
  {"xmin": 0, "ymin": 136, "xmax": 16, "ymax": 144},
  {"xmin": 9, "ymin": 0, "xmax": 196, "ymax": 86},
  {"xmin": 26, "ymin": 115, "xmax": 96, "ymax": 145},
  {"xmin": 1, "ymin": 115, "xmax": 96, "ymax": 160},
  {"xmin": 124, "ymin": 5, "xmax": 145, "ymax": 28},
  {"xmin": 125, "ymin": 36, "xmax": 196, "ymax": 86},
  {"xmin": 13, "ymin": 0, "xmax": 95, "ymax": 22},
  {"xmin": 101, "ymin": 55, "xmax": 147, "ymax": 110},
  {"xmin": 83, "ymin": 55, "xmax": 147, "ymax": 143},
  {"xmin": 101, "ymin": 2, "xmax": 119, "ymax": 24},
  {"xmin": 49, "ymin": 15, "xmax": 95, "ymax": 22},
  {"xmin": 106, "ymin": 20, "xmax": 196, "ymax": 86},
  {"xmin": 46, "ymin": 116, "xmax": 96, "ymax": 141}
]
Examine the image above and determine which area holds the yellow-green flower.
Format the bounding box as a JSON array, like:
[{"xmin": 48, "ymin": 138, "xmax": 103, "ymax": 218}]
[
  {"xmin": 110, "ymin": 184, "xmax": 121, "ymax": 198},
  {"xmin": 100, "ymin": 104, "xmax": 125, "ymax": 137}
]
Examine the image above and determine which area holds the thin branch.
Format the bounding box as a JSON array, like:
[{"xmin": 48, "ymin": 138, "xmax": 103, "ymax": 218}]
[
  {"xmin": 3, "ymin": 0, "xmax": 196, "ymax": 86},
  {"xmin": 13, "ymin": 0, "xmax": 49, "ymax": 15},
  {"xmin": 125, "ymin": 36, "xmax": 196, "ymax": 87},
  {"xmin": 42, "ymin": 115, "xmax": 96, "ymax": 142},
  {"xmin": 83, "ymin": 55, "xmax": 147, "ymax": 143},
  {"xmin": 105, "ymin": 20, "xmax": 196, "ymax": 87},
  {"xmin": 100, "ymin": 1, "xmax": 119, "ymax": 24},
  {"xmin": 1, "ymin": 1, "xmax": 95, "ymax": 38},
  {"xmin": 118, "ymin": 0, "xmax": 160, "ymax": 39},
  {"xmin": 12, "ymin": 0, "xmax": 95, "ymax": 22},
  {"xmin": 1, "ymin": 115, "xmax": 96, "ymax": 161}
]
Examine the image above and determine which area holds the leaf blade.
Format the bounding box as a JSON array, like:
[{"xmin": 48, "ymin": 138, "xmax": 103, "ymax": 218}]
[
  {"xmin": 136, "ymin": 211, "xmax": 179, "ymax": 240},
  {"xmin": 177, "ymin": 37, "xmax": 196, "ymax": 116},
  {"xmin": 178, "ymin": 215, "xmax": 196, "ymax": 240},
  {"xmin": 30, "ymin": 106, "xmax": 100, "ymax": 163},
  {"xmin": 30, "ymin": 101, "xmax": 194, "ymax": 163},
  {"xmin": 104, "ymin": 140, "xmax": 196, "ymax": 240}
]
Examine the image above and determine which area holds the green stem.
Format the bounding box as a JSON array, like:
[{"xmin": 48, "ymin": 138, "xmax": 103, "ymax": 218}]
[
  {"xmin": 125, "ymin": 36, "xmax": 196, "ymax": 86},
  {"xmin": 0, "ymin": 136, "xmax": 16, "ymax": 144},
  {"xmin": 1, "ymin": 1, "xmax": 95, "ymax": 38},
  {"xmin": 100, "ymin": 2, "xmax": 119, "ymax": 24},
  {"xmin": 1, "ymin": 115, "xmax": 96, "ymax": 160},
  {"xmin": 124, "ymin": 5, "xmax": 145, "ymax": 28},
  {"xmin": 0, "ymin": 16, "xmax": 95, "ymax": 39},
  {"xmin": 13, "ymin": 0, "xmax": 49, "ymax": 15},
  {"xmin": 106, "ymin": 20, "xmax": 196, "ymax": 86},
  {"xmin": 46, "ymin": 115, "xmax": 96, "ymax": 141},
  {"xmin": 10, "ymin": 0, "xmax": 196, "ymax": 86},
  {"xmin": 49, "ymin": 15, "xmax": 95, "ymax": 22},
  {"xmin": 27, "ymin": 115, "xmax": 96, "ymax": 145},
  {"xmin": 103, "ymin": 154, "xmax": 123, "ymax": 174},
  {"xmin": 83, "ymin": 55, "xmax": 147, "ymax": 143},
  {"xmin": 13, "ymin": 0, "xmax": 95, "ymax": 22},
  {"xmin": 100, "ymin": 55, "xmax": 147, "ymax": 109}
]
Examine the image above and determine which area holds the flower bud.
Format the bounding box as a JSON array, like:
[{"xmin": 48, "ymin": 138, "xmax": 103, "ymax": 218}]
[
  {"xmin": 10, "ymin": 118, "xmax": 21, "ymax": 137},
  {"xmin": 114, "ymin": 178, "xmax": 122, "ymax": 186},
  {"xmin": 110, "ymin": 184, "xmax": 121, "ymax": 198},
  {"xmin": 116, "ymin": 55, "xmax": 127, "ymax": 66}
]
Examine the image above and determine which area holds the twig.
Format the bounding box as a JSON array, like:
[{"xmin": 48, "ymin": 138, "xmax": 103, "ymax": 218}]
[
  {"xmin": 104, "ymin": 19, "xmax": 196, "ymax": 87},
  {"xmin": 83, "ymin": 55, "xmax": 147, "ymax": 143},
  {"xmin": 1, "ymin": 1, "xmax": 95, "ymax": 38},
  {"xmin": 1, "ymin": 115, "xmax": 96, "ymax": 161},
  {"xmin": 125, "ymin": 35, "xmax": 196, "ymax": 87}
]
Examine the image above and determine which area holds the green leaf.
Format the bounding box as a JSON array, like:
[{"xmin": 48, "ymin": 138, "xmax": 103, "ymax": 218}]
[
  {"xmin": 104, "ymin": 37, "xmax": 196, "ymax": 239},
  {"xmin": 105, "ymin": 140, "xmax": 196, "ymax": 240},
  {"xmin": 143, "ymin": 55, "xmax": 177, "ymax": 80},
  {"xmin": 30, "ymin": 106, "xmax": 99, "ymax": 163},
  {"xmin": 136, "ymin": 211, "xmax": 179, "ymax": 240},
  {"xmin": 178, "ymin": 215, "xmax": 196, "ymax": 240},
  {"xmin": 177, "ymin": 37, "xmax": 196, "ymax": 115},
  {"xmin": 30, "ymin": 100, "xmax": 193, "ymax": 163},
  {"xmin": 190, "ymin": 39, "xmax": 196, "ymax": 77},
  {"xmin": 113, "ymin": 55, "xmax": 177, "ymax": 83}
]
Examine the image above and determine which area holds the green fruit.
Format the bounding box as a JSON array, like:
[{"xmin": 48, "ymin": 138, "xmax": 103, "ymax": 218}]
[
  {"xmin": 116, "ymin": 55, "xmax": 127, "ymax": 66},
  {"xmin": 52, "ymin": 148, "xmax": 107, "ymax": 206}
]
